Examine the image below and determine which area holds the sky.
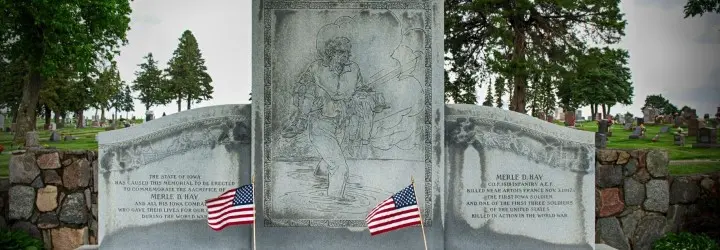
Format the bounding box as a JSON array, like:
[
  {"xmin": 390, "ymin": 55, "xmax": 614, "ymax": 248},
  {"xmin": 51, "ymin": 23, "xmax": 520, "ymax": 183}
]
[{"xmin": 114, "ymin": 0, "xmax": 720, "ymax": 119}]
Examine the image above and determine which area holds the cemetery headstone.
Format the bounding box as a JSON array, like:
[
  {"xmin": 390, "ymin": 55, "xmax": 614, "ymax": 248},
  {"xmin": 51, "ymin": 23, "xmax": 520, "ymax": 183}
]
[
  {"xmin": 623, "ymin": 123, "xmax": 632, "ymax": 131},
  {"xmin": 629, "ymin": 127, "xmax": 642, "ymax": 139},
  {"xmin": 10, "ymin": 122, "xmax": 16, "ymax": 132},
  {"xmin": 687, "ymin": 118, "xmax": 699, "ymax": 137},
  {"xmin": 636, "ymin": 118, "xmax": 644, "ymax": 126},
  {"xmin": 598, "ymin": 120, "xmax": 608, "ymax": 135},
  {"xmin": 564, "ymin": 111, "xmax": 576, "ymax": 127},
  {"xmin": 445, "ymin": 105, "xmax": 596, "ymax": 249},
  {"xmin": 49, "ymin": 131, "xmax": 61, "ymax": 142},
  {"xmin": 251, "ymin": 1, "xmax": 444, "ymax": 248},
  {"xmin": 660, "ymin": 126, "xmax": 670, "ymax": 133},
  {"xmin": 145, "ymin": 111, "xmax": 155, "ymax": 122},
  {"xmin": 97, "ymin": 105, "xmax": 252, "ymax": 249},
  {"xmin": 674, "ymin": 134, "xmax": 685, "ymax": 146},
  {"xmin": 692, "ymin": 127, "xmax": 719, "ymax": 148}
]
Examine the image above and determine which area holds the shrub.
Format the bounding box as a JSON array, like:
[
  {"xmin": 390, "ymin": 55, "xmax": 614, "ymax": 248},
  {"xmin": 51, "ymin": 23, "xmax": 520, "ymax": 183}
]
[
  {"xmin": 0, "ymin": 228, "xmax": 45, "ymax": 250},
  {"xmin": 653, "ymin": 232, "xmax": 720, "ymax": 250}
]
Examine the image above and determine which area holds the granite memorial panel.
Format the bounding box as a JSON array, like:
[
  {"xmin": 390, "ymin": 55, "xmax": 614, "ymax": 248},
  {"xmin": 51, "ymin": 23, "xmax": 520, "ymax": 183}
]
[
  {"xmin": 96, "ymin": 105, "xmax": 252, "ymax": 249},
  {"xmin": 445, "ymin": 105, "xmax": 595, "ymax": 249},
  {"xmin": 251, "ymin": 0, "xmax": 445, "ymax": 248}
]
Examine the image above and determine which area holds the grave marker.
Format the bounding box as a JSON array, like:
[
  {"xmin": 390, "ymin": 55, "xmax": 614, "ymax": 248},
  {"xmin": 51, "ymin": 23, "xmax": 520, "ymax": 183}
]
[
  {"xmin": 251, "ymin": 0, "xmax": 445, "ymax": 248},
  {"xmin": 445, "ymin": 105, "xmax": 595, "ymax": 249},
  {"xmin": 629, "ymin": 127, "xmax": 642, "ymax": 139},
  {"xmin": 97, "ymin": 105, "xmax": 252, "ymax": 249}
]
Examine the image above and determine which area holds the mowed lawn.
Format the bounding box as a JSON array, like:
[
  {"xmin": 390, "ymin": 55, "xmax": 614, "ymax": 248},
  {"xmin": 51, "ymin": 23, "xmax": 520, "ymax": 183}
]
[
  {"xmin": 1, "ymin": 119, "xmax": 719, "ymax": 177},
  {"xmin": 573, "ymin": 121, "xmax": 720, "ymax": 161}
]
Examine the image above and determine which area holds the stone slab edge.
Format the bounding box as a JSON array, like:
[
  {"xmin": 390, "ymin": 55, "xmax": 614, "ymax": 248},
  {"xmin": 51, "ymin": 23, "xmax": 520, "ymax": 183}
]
[
  {"xmin": 446, "ymin": 104, "xmax": 594, "ymax": 144},
  {"xmin": 97, "ymin": 104, "xmax": 249, "ymax": 145}
]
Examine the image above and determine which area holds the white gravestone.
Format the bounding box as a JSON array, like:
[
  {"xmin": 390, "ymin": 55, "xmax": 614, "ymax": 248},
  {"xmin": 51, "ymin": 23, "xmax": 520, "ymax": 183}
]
[
  {"xmin": 97, "ymin": 105, "xmax": 252, "ymax": 249},
  {"xmin": 251, "ymin": 0, "xmax": 445, "ymax": 248},
  {"xmin": 445, "ymin": 105, "xmax": 596, "ymax": 249}
]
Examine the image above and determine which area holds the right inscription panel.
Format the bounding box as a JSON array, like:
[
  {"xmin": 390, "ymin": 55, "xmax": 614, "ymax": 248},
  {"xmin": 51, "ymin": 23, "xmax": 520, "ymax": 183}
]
[{"xmin": 444, "ymin": 105, "xmax": 595, "ymax": 250}]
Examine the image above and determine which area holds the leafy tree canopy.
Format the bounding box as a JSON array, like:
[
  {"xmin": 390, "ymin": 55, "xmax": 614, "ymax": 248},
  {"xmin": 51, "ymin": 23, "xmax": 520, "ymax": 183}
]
[{"xmin": 445, "ymin": 0, "xmax": 627, "ymax": 114}]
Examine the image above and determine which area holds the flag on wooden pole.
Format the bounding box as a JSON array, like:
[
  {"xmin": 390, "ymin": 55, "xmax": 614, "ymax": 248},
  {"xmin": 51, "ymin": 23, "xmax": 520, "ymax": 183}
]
[
  {"xmin": 205, "ymin": 184, "xmax": 255, "ymax": 231},
  {"xmin": 365, "ymin": 184, "xmax": 422, "ymax": 236}
]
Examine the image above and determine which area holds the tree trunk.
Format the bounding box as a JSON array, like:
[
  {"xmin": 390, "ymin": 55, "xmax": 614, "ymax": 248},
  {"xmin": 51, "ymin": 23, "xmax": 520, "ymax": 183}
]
[
  {"xmin": 101, "ymin": 108, "xmax": 106, "ymax": 125},
  {"xmin": 13, "ymin": 68, "xmax": 44, "ymax": 144},
  {"xmin": 601, "ymin": 104, "xmax": 607, "ymax": 119},
  {"xmin": 61, "ymin": 112, "xmax": 66, "ymax": 125},
  {"xmin": 607, "ymin": 105, "xmax": 612, "ymax": 117},
  {"xmin": 186, "ymin": 96, "xmax": 191, "ymax": 110},
  {"xmin": 509, "ymin": 24, "xmax": 528, "ymax": 114},
  {"xmin": 44, "ymin": 106, "xmax": 51, "ymax": 129},
  {"xmin": 177, "ymin": 97, "xmax": 182, "ymax": 112},
  {"xmin": 76, "ymin": 110, "xmax": 85, "ymax": 128}
]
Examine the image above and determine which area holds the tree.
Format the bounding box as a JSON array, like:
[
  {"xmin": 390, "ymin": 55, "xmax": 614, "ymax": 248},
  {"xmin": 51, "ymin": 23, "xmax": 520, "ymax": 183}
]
[
  {"xmin": 644, "ymin": 94, "xmax": 679, "ymax": 115},
  {"xmin": 121, "ymin": 85, "xmax": 135, "ymax": 119},
  {"xmin": 445, "ymin": 0, "xmax": 626, "ymax": 113},
  {"xmin": 559, "ymin": 47, "xmax": 633, "ymax": 119},
  {"xmin": 481, "ymin": 87, "xmax": 493, "ymax": 106},
  {"xmin": 166, "ymin": 30, "xmax": 214, "ymax": 112},
  {"xmin": 684, "ymin": 0, "xmax": 720, "ymax": 17},
  {"xmin": 1, "ymin": 0, "xmax": 132, "ymax": 143},
  {"xmin": 132, "ymin": 53, "xmax": 169, "ymax": 111},
  {"xmin": 0, "ymin": 58, "xmax": 27, "ymax": 122},
  {"xmin": 92, "ymin": 62, "xmax": 123, "ymax": 124}
]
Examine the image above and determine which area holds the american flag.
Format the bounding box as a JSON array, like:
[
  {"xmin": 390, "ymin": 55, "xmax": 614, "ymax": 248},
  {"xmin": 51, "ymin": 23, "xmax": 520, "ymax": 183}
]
[
  {"xmin": 205, "ymin": 184, "xmax": 255, "ymax": 231},
  {"xmin": 365, "ymin": 184, "xmax": 422, "ymax": 236}
]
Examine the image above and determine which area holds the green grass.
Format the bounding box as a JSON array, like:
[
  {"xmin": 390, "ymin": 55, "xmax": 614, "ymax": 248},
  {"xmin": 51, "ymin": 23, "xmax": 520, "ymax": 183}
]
[
  {"xmin": 575, "ymin": 121, "xmax": 720, "ymax": 160},
  {"xmin": 669, "ymin": 162, "xmax": 720, "ymax": 175}
]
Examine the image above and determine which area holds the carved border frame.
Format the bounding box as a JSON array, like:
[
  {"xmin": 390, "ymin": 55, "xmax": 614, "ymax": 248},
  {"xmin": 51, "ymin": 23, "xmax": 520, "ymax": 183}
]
[{"xmin": 261, "ymin": 0, "xmax": 434, "ymax": 227}]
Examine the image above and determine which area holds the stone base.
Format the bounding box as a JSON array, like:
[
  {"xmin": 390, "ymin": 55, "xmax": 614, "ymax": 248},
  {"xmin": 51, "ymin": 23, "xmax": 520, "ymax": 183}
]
[
  {"xmin": 596, "ymin": 244, "xmax": 618, "ymax": 250},
  {"xmin": 75, "ymin": 244, "xmax": 616, "ymax": 250},
  {"xmin": 692, "ymin": 143, "xmax": 720, "ymax": 148},
  {"xmin": 629, "ymin": 135, "xmax": 640, "ymax": 139},
  {"xmin": 75, "ymin": 245, "xmax": 99, "ymax": 250}
]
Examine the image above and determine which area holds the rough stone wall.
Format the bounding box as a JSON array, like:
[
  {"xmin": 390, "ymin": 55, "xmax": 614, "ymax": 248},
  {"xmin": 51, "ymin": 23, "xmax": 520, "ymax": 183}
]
[
  {"xmin": 594, "ymin": 149, "xmax": 720, "ymax": 250},
  {"xmin": 6, "ymin": 149, "xmax": 97, "ymax": 250}
]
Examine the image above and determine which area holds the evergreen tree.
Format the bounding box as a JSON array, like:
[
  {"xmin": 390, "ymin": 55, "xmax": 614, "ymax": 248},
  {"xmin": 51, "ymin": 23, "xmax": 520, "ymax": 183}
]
[
  {"xmin": 166, "ymin": 30, "xmax": 214, "ymax": 112},
  {"xmin": 132, "ymin": 53, "xmax": 169, "ymax": 111}
]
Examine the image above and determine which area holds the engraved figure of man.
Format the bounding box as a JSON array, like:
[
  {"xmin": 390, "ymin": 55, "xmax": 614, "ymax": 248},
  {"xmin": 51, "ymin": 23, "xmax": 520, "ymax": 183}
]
[{"xmin": 282, "ymin": 36, "xmax": 388, "ymax": 199}]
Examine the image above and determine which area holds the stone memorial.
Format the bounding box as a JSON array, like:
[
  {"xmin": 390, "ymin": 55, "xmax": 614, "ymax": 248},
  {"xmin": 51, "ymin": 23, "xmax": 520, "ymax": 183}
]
[
  {"xmin": 628, "ymin": 127, "xmax": 642, "ymax": 139},
  {"xmin": 445, "ymin": 105, "xmax": 595, "ymax": 249},
  {"xmin": 564, "ymin": 111, "xmax": 576, "ymax": 127},
  {"xmin": 660, "ymin": 126, "xmax": 669, "ymax": 133},
  {"xmin": 687, "ymin": 118, "xmax": 699, "ymax": 137},
  {"xmin": 623, "ymin": 123, "xmax": 632, "ymax": 131},
  {"xmin": 673, "ymin": 134, "xmax": 685, "ymax": 146},
  {"xmin": 145, "ymin": 110, "xmax": 155, "ymax": 122},
  {"xmin": 96, "ymin": 105, "xmax": 252, "ymax": 249},
  {"xmin": 251, "ymin": 0, "xmax": 445, "ymax": 248},
  {"xmin": 692, "ymin": 127, "xmax": 718, "ymax": 148}
]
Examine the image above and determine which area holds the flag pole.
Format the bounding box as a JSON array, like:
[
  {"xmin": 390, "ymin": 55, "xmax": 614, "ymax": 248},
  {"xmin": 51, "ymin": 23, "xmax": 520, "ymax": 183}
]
[
  {"xmin": 411, "ymin": 176, "xmax": 428, "ymax": 250},
  {"xmin": 252, "ymin": 175, "xmax": 256, "ymax": 250}
]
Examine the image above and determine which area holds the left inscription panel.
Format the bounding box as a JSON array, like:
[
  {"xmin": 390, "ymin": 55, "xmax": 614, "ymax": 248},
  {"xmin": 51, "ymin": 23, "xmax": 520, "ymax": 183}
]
[{"xmin": 97, "ymin": 105, "xmax": 252, "ymax": 250}]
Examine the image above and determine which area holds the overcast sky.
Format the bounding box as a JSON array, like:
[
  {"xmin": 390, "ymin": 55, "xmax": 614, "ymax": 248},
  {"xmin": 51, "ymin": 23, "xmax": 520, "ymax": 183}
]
[{"xmin": 114, "ymin": 0, "xmax": 719, "ymax": 119}]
